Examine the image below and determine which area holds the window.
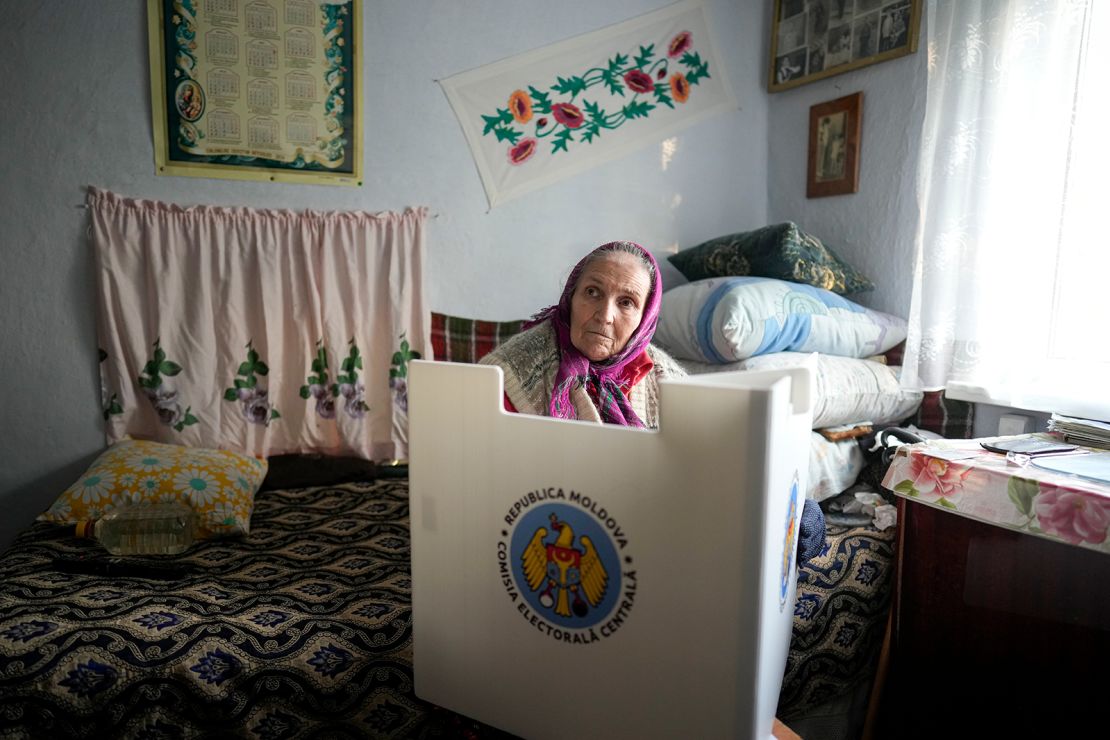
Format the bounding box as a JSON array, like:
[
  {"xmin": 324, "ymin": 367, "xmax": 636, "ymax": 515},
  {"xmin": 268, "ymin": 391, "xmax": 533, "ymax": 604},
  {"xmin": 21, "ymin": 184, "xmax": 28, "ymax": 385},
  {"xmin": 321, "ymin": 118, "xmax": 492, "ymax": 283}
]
[{"xmin": 903, "ymin": 0, "xmax": 1110, "ymax": 420}]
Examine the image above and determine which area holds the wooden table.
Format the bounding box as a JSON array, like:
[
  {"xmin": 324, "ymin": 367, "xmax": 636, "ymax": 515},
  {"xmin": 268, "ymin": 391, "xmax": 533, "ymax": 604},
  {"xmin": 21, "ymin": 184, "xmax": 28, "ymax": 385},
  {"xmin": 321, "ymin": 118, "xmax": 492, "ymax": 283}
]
[{"xmin": 876, "ymin": 440, "xmax": 1110, "ymax": 736}]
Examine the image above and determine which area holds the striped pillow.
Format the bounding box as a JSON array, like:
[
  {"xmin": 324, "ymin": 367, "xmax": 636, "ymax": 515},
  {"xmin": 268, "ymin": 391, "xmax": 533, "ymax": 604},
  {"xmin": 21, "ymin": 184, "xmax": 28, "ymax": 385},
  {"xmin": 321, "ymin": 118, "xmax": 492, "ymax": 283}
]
[{"xmin": 431, "ymin": 312, "xmax": 524, "ymax": 364}]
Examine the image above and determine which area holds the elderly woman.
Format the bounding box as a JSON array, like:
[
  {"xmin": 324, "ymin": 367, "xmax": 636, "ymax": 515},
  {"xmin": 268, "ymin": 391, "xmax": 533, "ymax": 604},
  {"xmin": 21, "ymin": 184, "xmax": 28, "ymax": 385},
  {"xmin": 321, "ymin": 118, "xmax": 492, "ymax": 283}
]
[{"xmin": 480, "ymin": 240, "xmax": 686, "ymax": 428}]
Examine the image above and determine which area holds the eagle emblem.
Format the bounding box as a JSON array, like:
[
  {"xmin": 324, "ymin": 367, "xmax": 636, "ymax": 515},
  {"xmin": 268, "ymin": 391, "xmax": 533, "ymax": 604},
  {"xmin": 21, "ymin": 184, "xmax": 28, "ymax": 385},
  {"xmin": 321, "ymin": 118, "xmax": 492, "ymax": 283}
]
[{"xmin": 521, "ymin": 513, "xmax": 609, "ymax": 618}]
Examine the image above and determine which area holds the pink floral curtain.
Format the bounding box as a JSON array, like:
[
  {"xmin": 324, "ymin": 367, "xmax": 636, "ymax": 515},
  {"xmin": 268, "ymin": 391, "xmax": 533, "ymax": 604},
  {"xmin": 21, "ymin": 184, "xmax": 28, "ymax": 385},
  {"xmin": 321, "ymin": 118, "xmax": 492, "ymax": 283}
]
[{"xmin": 89, "ymin": 187, "xmax": 429, "ymax": 461}]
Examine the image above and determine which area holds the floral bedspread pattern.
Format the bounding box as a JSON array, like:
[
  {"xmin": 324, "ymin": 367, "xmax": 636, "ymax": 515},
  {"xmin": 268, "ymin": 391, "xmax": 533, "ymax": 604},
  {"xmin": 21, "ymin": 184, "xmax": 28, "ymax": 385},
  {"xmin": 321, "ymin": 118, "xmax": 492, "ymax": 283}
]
[{"xmin": 882, "ymin": 440, "xmax": 1110, "ymax": 555}]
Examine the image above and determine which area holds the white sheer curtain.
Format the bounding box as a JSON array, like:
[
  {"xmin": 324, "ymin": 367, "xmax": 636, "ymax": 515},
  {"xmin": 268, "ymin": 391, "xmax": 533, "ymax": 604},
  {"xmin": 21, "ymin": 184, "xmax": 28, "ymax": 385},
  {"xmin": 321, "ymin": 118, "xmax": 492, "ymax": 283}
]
[
  {"xmin": 903, "ymin": 0, "xmax": 1110, "ymax": 420},
  {"xmin": 89, "ymin": 188, "xmax": 429, "ymax": 461}
]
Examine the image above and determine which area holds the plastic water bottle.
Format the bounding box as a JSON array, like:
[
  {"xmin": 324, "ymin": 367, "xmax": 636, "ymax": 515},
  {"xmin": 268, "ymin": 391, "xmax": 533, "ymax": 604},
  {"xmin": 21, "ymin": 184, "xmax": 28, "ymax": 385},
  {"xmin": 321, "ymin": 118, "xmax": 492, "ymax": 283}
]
[{"xmin": 76, "ymin": 502, "xmax": 196, "ymax": 555}]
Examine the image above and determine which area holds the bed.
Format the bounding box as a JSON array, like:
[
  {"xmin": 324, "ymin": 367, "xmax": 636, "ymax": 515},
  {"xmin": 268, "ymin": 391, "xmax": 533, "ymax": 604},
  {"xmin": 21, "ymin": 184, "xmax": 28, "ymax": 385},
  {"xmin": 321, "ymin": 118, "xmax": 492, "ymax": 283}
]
[
  {"xmin": 0, "ymin": 473, "xmax": 510, "ymax": 739},
  {"xmin": 3, "ymin": 220, "xmax": 976, "ymax": 739},
  {"xmin": 0, "ymin": 360, "xmax": 970, "ymax": 740}
]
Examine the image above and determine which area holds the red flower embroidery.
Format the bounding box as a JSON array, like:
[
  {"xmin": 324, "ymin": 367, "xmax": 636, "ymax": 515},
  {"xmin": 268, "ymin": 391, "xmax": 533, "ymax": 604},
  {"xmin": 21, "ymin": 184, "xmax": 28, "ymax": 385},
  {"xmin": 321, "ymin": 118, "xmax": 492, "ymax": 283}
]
[
  {"xmin": 670, "ymin": 73, "xmax": 690, "ymax": 103},
  {"xmin": 551, "ymin": 102, "xmax": 585, "ymax": 129},
  {"xmin": 668, "ymin": 31, "xmax": 692, "ymax": 58},
  {"xmin": 507, "ymin": 138, "xmax": 538, "ymax": 165},
  {"xmin": 508, "ymin": 90, "xmax": 532, "ymax": 124},
  {"xmin": 657, "ymin": 68, "xmax": 667, "ymax": 80},
  {"xmin": 537, "ymin": 117, "xmax": 548, "ymax": 128},
  {"xmin": 623, "ymin": 69, "xmax": 654, "ymax": 94}
]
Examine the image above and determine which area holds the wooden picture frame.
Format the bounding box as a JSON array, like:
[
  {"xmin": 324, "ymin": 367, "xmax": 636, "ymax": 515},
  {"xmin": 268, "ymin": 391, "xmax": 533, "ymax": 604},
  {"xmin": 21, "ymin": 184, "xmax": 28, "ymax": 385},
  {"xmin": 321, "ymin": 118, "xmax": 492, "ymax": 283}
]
[
  {"xmin": 768, "ymin": 0, "xmax": 921, "ymax": 93},
  {"xmin": 807, "ymin": 92, "xmax": 862, "ymax": 198}
]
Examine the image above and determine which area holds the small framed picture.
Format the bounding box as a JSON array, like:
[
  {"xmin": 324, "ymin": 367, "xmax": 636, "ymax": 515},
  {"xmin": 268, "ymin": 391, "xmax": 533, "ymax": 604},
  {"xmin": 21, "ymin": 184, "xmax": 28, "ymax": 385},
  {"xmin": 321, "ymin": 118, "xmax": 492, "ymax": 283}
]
[
  {"xmin": 769, "ymin": 0, "xmax": 921, "ymax": 93},
  {"xmin": 807, "ymin": 92, "xmax": 862, "ymax": 198}
]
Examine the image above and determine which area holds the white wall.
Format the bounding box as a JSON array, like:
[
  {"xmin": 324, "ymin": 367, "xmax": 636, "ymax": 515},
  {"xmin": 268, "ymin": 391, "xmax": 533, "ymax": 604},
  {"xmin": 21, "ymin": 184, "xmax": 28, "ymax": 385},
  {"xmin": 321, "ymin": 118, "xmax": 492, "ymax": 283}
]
[
  {"xmin": 766, "ymin": 40, "xmax": 928, "ymax": 318},
  {"xmin": 0, "ymin": 0, "xmax": 769, "ymax": 548}
]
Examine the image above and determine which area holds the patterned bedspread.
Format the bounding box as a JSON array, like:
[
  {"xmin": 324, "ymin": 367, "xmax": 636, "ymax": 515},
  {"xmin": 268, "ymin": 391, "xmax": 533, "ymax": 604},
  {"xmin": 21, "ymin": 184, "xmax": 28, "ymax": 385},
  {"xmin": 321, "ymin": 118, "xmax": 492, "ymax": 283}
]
[
  {"xmin": 778, "ymin": 522, "xmax": 896, "ymax": 719},
  {"xmin": 0, "ymin": 480, "xmax": 504, "ymax": 740},
  {"xmin": 1, "ymin": 479, "xmax": 892, "ymax": 738}
]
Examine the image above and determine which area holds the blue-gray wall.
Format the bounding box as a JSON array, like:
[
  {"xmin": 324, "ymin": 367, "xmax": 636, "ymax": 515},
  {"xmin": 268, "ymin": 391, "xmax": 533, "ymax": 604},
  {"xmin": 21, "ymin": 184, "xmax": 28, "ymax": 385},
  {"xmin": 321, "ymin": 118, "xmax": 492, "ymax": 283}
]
[{"xmin": 0, "ymin": 1, "xmax": 773, "ymax": 548}]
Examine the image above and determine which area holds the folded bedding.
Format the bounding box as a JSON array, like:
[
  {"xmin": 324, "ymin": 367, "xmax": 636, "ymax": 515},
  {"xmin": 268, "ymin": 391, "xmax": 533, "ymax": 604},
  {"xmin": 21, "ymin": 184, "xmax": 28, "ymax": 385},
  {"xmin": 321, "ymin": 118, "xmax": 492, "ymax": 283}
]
[{"xmin": 680, "ymin": 352, "xmax": 923, "ymax": 429}]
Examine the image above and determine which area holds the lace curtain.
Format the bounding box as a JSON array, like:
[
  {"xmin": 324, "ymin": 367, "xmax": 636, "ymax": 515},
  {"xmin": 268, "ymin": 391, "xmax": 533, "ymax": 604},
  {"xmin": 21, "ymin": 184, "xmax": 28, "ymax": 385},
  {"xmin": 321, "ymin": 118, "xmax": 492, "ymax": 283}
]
[
  {"xmin": 902, "ymin": 0, "xmax": 1109, "ymax": 419},
  {"xmin": 89, "ymin": 188, "xmax": 429, "ymax": 461}
]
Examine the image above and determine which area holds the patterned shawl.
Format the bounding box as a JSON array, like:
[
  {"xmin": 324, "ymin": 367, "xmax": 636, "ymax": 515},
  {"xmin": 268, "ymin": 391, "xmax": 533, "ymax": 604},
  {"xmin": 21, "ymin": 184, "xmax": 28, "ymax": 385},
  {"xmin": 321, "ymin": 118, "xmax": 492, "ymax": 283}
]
[{"xmin": 525, "ymin": 241, "xmax": 662, "ymax": 427}]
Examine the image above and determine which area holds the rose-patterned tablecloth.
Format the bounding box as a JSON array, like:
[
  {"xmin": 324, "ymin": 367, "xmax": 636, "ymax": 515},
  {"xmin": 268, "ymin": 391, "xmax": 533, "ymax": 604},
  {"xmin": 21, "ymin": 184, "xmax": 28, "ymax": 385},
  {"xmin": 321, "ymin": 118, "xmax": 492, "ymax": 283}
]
[{"xmin": 882, "ymin": 438, "xmax": 1110, "ymax": 555}]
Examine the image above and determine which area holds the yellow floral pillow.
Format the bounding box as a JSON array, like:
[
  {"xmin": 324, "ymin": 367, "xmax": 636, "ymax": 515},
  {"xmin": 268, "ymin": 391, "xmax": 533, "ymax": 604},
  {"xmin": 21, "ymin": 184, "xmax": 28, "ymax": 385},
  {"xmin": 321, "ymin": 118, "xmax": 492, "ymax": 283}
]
[{"xmin": 40, "ymin": 439, "xmax": 268, "ymax": 538}]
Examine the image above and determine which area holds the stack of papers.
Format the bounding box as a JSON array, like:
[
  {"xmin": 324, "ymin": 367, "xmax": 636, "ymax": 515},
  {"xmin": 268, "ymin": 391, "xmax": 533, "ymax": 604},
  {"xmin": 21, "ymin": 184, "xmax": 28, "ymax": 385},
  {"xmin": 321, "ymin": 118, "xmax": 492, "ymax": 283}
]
[{"xmin": 1048, "ymin": 414, "xmax": 1110, "ymax": 450}]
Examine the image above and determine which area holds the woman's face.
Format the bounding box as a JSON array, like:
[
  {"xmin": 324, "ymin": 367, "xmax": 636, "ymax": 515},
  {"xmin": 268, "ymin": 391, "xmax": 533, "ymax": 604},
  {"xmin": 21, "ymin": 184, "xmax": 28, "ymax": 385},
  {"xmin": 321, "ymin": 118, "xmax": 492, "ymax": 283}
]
[{"xmin": 569, "ymin": 251, "xmax": 651, "ymax": 362}]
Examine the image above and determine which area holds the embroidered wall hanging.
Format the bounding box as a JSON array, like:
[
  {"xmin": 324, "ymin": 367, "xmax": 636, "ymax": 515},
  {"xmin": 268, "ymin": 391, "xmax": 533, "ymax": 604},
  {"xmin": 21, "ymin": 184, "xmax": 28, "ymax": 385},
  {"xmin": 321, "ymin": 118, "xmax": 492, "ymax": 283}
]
[{"xmin": 440, "ymin": 1, "xmax": 737, "ymax": 207}]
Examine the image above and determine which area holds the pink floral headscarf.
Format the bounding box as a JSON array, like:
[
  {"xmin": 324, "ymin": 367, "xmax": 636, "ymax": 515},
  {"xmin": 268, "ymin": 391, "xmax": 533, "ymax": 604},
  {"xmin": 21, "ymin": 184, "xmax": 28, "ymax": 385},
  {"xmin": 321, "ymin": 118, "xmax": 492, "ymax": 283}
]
[{"xmin": 525, "ymin": 241, "xmax": 662, "ymax": 427}]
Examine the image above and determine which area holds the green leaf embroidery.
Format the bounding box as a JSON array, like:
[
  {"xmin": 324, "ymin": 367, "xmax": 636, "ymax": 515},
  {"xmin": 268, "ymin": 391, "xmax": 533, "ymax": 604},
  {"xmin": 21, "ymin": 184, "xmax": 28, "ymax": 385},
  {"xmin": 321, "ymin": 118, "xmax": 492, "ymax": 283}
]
[
  {"xmin": 238, "ymin": 362, "xmax": 252, "ymax": 375},
  {"xmin": 653, "ymin": 84, "xmax": 674, "ymax": 109},
  {"xmin": 682, "ymin": 51, "xmax": 710, "ymax": 85},
  {"xmin": 255, "ymin": 361, "xmax": 269, "ymax": 376},
  {"xmin": 528, "ymin": 85, "xmax": 551, "ymax": 113},
  {"xmin": 481, "ymin": 108, "xmax": 513, "ymax": 135},
  {"xmin": 601, "ymin": 70, "xmax": 624, "ymax": 97},
  {"xmin": 552, "ymin": 128, "xmax": 573, "ymax": 153},
  {"xmin": 634, "ymin": 44, "xmax": 655, "ymax": 69},
  {"xmin": 224, "ymin": 388, "xmax": 238, "ymax": 401},
  {"xmin": 270, "ymin": 409, "xmax": 281, "ymax": 420},
  {"xmin": 154, "ymin": 347, "xmax": 166, "ymax": 364},
  {"xmin": 621, "ymin": 101, "xmax": 655, "ymax": 119},
  {"xmin": 160, "ymin": 361, "xmax": 182, "ymax": 376},
  {"xmin": 552, "ymin": 74, "xmax": 587, "ymax": 97},
  {"xmin": 937, "ymin": 497, "xmax": 958, "ymax": 510},
  {"xmin": 299, "ymin": 385, "xmax": 311, "ymax": 399},
  {"xmin": 490, "ymin": 124, "xmax": 522, "ymax": 144},
  {"xmin": 893, "ymin": 480, "xmax": 916, "ymax": 496},
  {"xmin": 234, "ymin": 379, "xmax": 246, "ymax": 389}
]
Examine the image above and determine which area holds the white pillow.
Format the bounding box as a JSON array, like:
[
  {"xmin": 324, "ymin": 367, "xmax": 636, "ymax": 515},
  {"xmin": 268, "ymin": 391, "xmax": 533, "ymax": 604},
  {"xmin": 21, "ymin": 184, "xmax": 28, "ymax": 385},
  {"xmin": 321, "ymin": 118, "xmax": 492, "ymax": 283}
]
[
  {"xmin": 656, "ymin": 276, "xmax": 907, "ymax": 363},
  {"xmin": 680, "ymin": 351, "xmax": 923, "ymax": 429}
]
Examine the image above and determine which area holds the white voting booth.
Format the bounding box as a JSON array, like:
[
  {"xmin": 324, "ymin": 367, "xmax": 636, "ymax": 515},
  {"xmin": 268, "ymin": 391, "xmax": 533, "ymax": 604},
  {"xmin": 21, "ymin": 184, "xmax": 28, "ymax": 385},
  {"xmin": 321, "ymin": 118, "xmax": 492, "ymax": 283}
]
[{"xmin": 409, "ymin": 360, "xmax": 813, "ymax": 739}]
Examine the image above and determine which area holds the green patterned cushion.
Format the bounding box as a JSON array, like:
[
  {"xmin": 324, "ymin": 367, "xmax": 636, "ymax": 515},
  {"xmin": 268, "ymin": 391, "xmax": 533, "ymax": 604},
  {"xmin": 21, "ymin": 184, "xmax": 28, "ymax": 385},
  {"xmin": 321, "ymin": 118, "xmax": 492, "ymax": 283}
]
[{"xmin": 668, "ymin": 222, "xmax": 875, "ymax": 295}]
